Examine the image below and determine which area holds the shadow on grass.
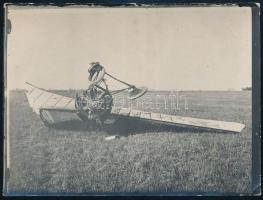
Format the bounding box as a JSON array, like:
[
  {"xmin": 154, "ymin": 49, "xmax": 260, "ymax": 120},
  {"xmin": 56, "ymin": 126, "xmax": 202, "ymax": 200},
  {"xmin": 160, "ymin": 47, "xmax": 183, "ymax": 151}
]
[{"xmin": 46, "ymin": 117, "xmax": 237, "ymax": 136}]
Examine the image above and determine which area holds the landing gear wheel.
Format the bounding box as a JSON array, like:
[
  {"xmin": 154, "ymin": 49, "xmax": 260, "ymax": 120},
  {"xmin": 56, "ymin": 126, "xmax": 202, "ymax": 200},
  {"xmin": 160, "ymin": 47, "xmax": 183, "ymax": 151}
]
[
  {"xmin": 88, "ymin": 62, "xmax": 106, "ymax": 86},
  {"xmin": 39, "ymin": 109, "xmax": 54, "ymax": 127}
]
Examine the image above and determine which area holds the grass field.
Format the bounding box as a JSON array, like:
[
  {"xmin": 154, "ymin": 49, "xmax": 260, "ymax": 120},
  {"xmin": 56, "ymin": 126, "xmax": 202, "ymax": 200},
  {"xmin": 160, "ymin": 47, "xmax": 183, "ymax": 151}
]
[{"xmin": 6, "ymin": 90, "xmax": 252, "ymax": 194}]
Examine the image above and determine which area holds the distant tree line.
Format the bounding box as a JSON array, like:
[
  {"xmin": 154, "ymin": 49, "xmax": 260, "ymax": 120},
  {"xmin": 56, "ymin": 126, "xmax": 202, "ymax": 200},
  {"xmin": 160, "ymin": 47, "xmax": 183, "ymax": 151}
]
[{"xmin": 242, "ymin": 87, "xmax": 252, "ymax": 91}]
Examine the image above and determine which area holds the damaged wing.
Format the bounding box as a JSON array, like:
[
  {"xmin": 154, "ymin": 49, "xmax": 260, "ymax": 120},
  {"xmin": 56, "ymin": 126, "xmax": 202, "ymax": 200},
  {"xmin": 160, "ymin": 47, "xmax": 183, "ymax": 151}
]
[
  {"xmin": 25, "ymin": 82, "xmax": 79, "ymax": 125},
  {"xmin": 110, "ymin": 107, "xmax": 245, "ymax": 133}
]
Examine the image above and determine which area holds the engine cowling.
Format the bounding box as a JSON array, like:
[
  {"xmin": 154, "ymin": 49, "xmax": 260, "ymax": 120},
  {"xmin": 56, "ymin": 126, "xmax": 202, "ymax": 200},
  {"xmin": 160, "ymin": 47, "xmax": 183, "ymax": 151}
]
[{"xmin": 75, "ymin": 89, "xmax": 113, "ymax": 123}]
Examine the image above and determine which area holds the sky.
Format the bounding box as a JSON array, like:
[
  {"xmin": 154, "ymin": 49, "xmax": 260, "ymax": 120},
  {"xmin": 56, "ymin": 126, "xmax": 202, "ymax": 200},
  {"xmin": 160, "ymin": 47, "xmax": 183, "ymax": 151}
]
[{"xmin": 7, "ymin": 6, "xmax": 252, "ymax": 91}]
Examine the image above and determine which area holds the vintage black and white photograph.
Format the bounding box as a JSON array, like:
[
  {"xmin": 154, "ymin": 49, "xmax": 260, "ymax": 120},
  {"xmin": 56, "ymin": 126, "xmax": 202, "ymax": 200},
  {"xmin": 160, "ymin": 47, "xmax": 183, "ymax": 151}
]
[{"xmin": 3, "ymin": 4, "xmax": 258, "ymax": 195}]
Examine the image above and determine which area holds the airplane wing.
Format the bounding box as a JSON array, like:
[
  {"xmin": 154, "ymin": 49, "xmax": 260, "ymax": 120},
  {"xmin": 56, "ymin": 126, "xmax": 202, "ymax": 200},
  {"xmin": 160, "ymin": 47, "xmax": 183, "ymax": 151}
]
[
  {"xmin": 109, "ymin": 107, "xmax": 245, "ymax": 133},
  {"xmin": 25, "ymin": 82, "xmax": 79, "ymax": 125},
  {"xmin": 25, "ymin": 82, "xmax": 76, "ymax": 114}
]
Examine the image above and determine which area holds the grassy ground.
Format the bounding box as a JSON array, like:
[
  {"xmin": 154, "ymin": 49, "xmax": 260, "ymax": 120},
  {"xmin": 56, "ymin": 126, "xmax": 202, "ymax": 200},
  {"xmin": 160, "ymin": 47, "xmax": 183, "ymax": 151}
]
[{"xmin": 6, "ymin": 90, "xmax": 251, "ymax": 194}]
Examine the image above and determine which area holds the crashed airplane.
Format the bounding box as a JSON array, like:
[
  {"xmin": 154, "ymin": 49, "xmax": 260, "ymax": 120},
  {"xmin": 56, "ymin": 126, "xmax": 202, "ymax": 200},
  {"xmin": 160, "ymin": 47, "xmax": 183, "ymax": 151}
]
[{"xmin": 25, "ymin": 62, "xmax": 245, "ymax": 133}]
